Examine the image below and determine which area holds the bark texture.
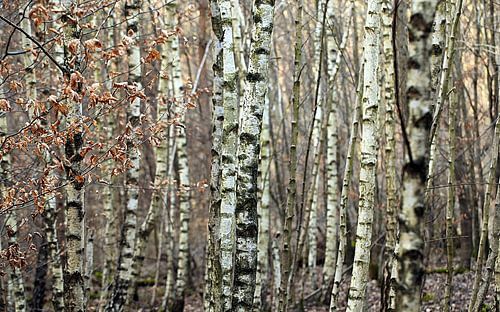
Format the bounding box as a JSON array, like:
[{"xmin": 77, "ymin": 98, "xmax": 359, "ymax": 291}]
[
  {"xmin": 396, "ymin": 1, "xmax": 437, "ymax": 311},
  {"xmin": 233, "ymin": 1, "xmax": 275, "ymax": 310}
]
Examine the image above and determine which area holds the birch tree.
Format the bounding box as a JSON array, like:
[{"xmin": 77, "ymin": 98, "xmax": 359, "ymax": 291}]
[
  {"xmin": 346, "ymin": 0, "xmax": 382, "ymax": 310},
  {"xmin": 204, "ymin": 0, "xmax": 224, "ymax": 310},
  {"xmin": 105, "ymin": 0, "xmax": 142, "ymax": 310},
  {"xmin": 396, "ymin": 0, "xmax": 438, "ymax": 310},
  {"xmin": 381, "ymin": 0, "xmax": 398, "ymax": 309},
  {"xmin": 60, "ymin": 1, "xmax": 86, "ymax": 310},
  {"xmin": 279, "ymin": 1, "xmax": 302, "ymax": 311},
  {"xmin": 217, "ymin": 0, "xmax": 240, "ymax": 309},
  {"xmin": 172, "ymin": 6, "xmax": 192, "ymax": 308},
  {"xmin": 232, "ymin": 0, "xmax": 275, "ymax": 309},
  {"xmin": 253, "ymin": 95, "xmax": 271, "ymax": 311},
  {"xmin": 322, "ymin": 1, "xmax": 352, "ymax": 300}
]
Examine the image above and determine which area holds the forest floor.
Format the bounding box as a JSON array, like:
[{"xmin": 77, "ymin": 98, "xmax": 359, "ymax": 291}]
[{"xmin": 180, "ymin": 270, "xmax": 495, "ymax": 312}]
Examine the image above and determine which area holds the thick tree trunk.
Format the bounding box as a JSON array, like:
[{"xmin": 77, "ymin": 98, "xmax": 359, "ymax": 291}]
[
  {"xmin": 396, "ymin": 1, "xmax": 438, "ymax": 310},
  {"xmin": 232, "ymin": 1, "xmax": 275, "ymax": 310}
]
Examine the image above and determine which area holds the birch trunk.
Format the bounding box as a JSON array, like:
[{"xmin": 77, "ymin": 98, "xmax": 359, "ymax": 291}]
[
  {"xmin": 100, "ymin": 11, "xmax": 119, "ymax": 308},
  {"xmin": 232, "ymin": 1, "xmax": 275, "ymax": 309},
  {"xmin": 172, "ymin": 4, "xmax": 192, "ymax": 307},
  {"xmin": 21, "ymin": 6, "xmax": 37, "ymax": 120},
  {"xmin": 443, "ymin": 89, "xmax": 457, "ymax": 311},
  {"xmin": 105, "ymin": 0, "xmax": 142, "ymax": 310},
  {"xmin": 161, "ymin": 142, "xmax": 177, "ymax": 311},
  {"xmin": 322, "ymin": 2, "xmax": 352, "ymax": 299},
  {"xmin": 41, "ymin": 120, "xmax": 65, "ymax": 312},
  {"xmin": 381, "ymin": 1, "xmax": 397, "ymax": 310},
  {"xmin": 60, "ymin": 1, "xmax": 85, "ymax": 310},
  {"xmin": 217, "ymin": 0, "xmax": 240, "ymax": 309},
  {"xmin": 253, "ymin": 95, "xmax": 271, "ymax": 311},
  {"xmin": 346, "ymin": 0, "xmax": 382, "ymax": 310},
  {"xmin": 330, "ymin": 70, "xmax": 363, "ymax": 312},
  {"xmin": 396, "ymin": 0, "xmax": 438, "ymax": 310},
  {"xmin": 205, "ymin": 0, "xmax": 224, "ymax": 310},
  {"xmin": 304, "ymin": 0, "xmax": 328, "ymax": 286},
  {"xmin": 279, "ymin": 2, "xmax": 302, "ymax": 311}
]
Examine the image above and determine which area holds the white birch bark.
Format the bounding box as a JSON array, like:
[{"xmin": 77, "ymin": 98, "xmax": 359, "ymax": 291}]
[
  {"xmin": 346, "ymin": 0, "xmax": 382, "ymax": 310},
  {"xmin": 43, "ymin": 190, "xmax": 65, "ymax": 311},
  {"xmin": 205, "ymin": 0, "xmax": 224, "ymax": 310},
  {"xmin": 322, "ymin": 2, "xmax": 352, "ymax": 297},
  {"xmin": 172, "ymin": 2, "xmax": 191, "ymax": 306},
  {"xmin": 253, "ymin": 94, "xmax": 271, "ymax": 311},
  {"xmin": 232, "ymin": 1, "xmax": 275, "ymax": 310},
  {"xmin": 330, "ymin": 70, "xmax": 363, "ymax": 312},
  {"xmin": 397, "ymin": 0, "xmax": 438, "ymax": 310},
  {"xmin": 60, "ymin": 1, "xmax": 85, "ymax": 310},
  {"xmin": 21, "ymin": 7, "xmax": 37, "ymax": 120},
  {"xmin": 381, "ymin": 1, "xmax": 397, "ymax": 310},
  {"xmin": 306, "ymin": 0, "xmax": 327, "ymax": 286},
  {"xmin": 427, "ymin": 0, "xmax": 463, "ymax": 198},
  {"xmin": 105, "ymin": 0, "xmax": 142, "ymax": 310},
  {"xmin": 217, "ymin": 0, "xmax": 240, "ymax": 309},
  {"xmin": 161, "ymin": 139, "xmax": 176, "ymax": 311},
  {"xmin": 100, "ymin": 11, "xmax": 119, "ymax": 308}
]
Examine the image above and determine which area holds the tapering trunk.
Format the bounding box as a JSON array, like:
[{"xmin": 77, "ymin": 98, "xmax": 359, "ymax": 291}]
[
  {"xmin": 253, "ymin": 95, "xmax": 271, "ymax": 311},
  {"xmin": 346, "ymin": 0, "xmax": 382, "ymax": 310},
  {"xmin": 443, "ymin": 89, "xmax": 457, "ymax": 312},
  {"xmin": 105, "ymin": 0, "xmax": 142, "ymax": 310},
  {"xmin": 330, "ymin": 68, "xmax": 362, "ymax": 312},
  {"xmin": 279, "ymin": 1, "xmax": 302, "ymax": 311},
  {"xmin": 322, "ymin": 1, "xmax": 352, "ymax": 301},
  {"xmin": 306, "ymin": 0, "xmax": 328, "ymax": 288}
]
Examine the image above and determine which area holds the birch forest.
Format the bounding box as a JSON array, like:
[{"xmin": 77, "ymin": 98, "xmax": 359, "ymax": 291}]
[{"xmin": 1, "ymin": 0, "xmax": 500, "ymax": 311}]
